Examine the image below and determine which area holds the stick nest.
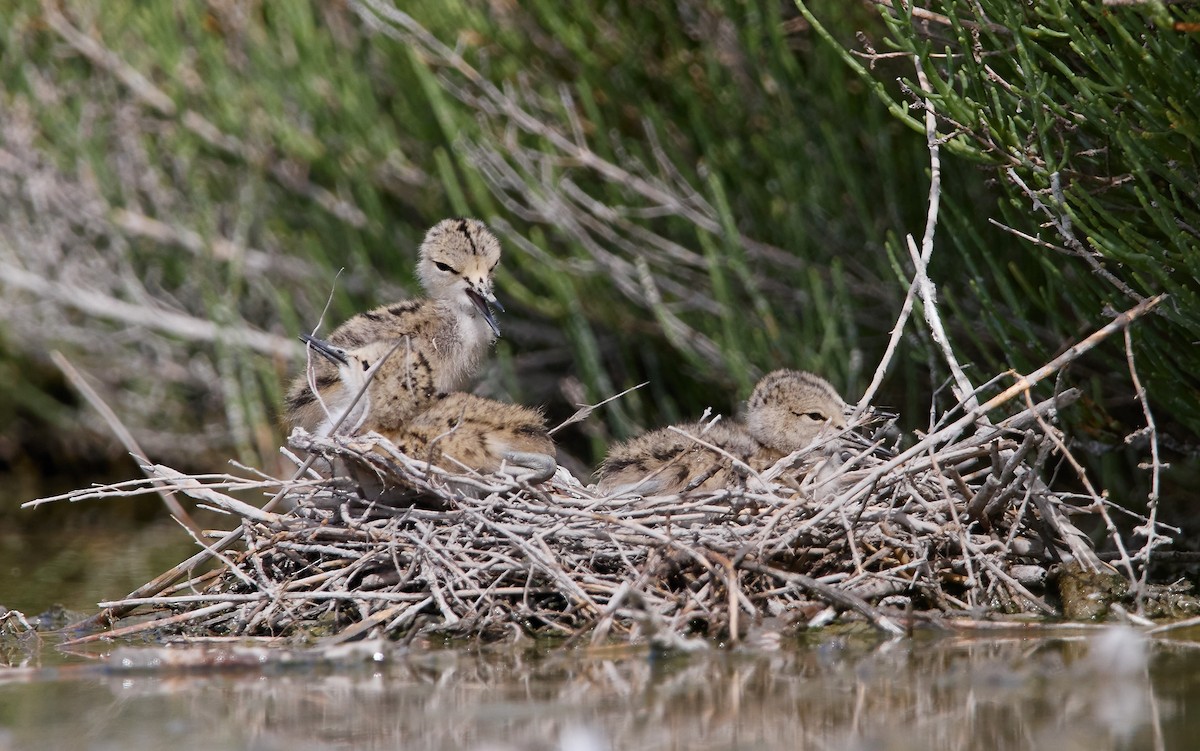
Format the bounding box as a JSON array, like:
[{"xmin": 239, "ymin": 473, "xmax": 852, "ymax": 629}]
[{"xmin": 40, "ymin": 383, "xmax": 1168, "ymax": 645}]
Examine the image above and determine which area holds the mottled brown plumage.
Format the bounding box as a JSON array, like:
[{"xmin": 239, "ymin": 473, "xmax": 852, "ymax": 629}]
[
  {"xmin": 391, "ymin": 392, "xmax": 556, "ymax": 478},
  {"xmin": 285, "ymin": 218, "xmax": 503, "ymax": 436},
  {"xmin": 595, "ymin": 370, "xmax": 847, "ymax": 496},
  {"xmin": 299, "ymin": 337, "xmax": 556, "ymax": 496},
  {"xmin": 595, "ymin": 419, "xmax": 759, "ymax": 496}
]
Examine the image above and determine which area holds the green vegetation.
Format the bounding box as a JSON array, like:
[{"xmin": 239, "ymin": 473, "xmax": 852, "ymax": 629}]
[
  {"xmin": 834, "ymin": 0, "xmax": 1200, "ymax": 438},
  {"xmin": 0, "ymin": 1, "xmax": 1192, "ymax": 473}
]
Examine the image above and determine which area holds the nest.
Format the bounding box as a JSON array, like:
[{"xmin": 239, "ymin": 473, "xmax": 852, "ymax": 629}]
[
  {"xmin": 29, "ymin": 387, "xmax": 1170, "ymax": 647},
  {"xmin": 23, "ymin": 296, "xmax": 1178, "ymax": 645}
]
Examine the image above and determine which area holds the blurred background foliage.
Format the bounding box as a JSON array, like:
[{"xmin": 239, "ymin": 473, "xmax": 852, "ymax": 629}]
[{"xmin": 0, "ymin": 0, "xmax": 1194, "ymax": 490}]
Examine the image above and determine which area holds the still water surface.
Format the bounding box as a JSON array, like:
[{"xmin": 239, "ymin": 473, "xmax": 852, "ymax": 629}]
[{"xmin": 2, "ymin": 629, "xmax": 1199, "ymax": 750}]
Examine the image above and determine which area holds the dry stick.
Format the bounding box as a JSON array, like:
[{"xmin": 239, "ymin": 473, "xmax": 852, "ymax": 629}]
[
  {"xmin": 174, "ymin": 514, "xmax": 260, "ymax": 593},
  {"xmin": 302, "ymin": 269, "xmax": 349, "ymax": 430},
  {"xmin": 854, "ymin": 56, "xmax": 957, "ymax": 418},
  {"xmin": 75, "ymin": 339, "xmax": 400, "ymax": 629},
  {"xmin": 1024, "ymin": 392, "xmax": 1138, "ymax": 580},
  {"xmin": 965, "ymin": 431, "xmax": 1040, "ymax": 523},
  {"xmin": 550, "ymin": 381, "xmax": 648, "ymax": 436},
  {"xmin": 697, "ymin": 549, "xmax": 746, "ymax": 643},
  {"xmin": 907, "ymin": 55, "xmax": 981, "ymax": 416},
  {"xmin": 727, "ymin": 557, "xmax": 740, "ymax": 643},
  {"xmin": 789, "ymin": 294, "xmax": 1166, "ymax": 545},
  {"xmin": 61, "ymin": 602, "xmax": 238, "ymax": 646},
  {"xmin": 1146, "ymin": 613, "xmax": 1200, "ymax": 636},
  {"xmin": 99, "ymin": 592, "xmax": 436, "ymax": 608},
  {"xmin": 868, "ymin": 0, "xmax": 1012, "ymax": 33},
  {"xmin": 981, "ymin": 440, "xmax": 1042, "ymax": 521},
  {"xmin": 966, "ymin": 542, "xmax": 1056, "ymax": 616},
  {"xmin": 738, "ymin": 561, "xmax": 903, "ymax": 636},
  {"xmin": 905, "ymin": 235, "xmax": 982, "ymax": 417},
  {"xmin": 927, "ymin": 451, "xmax": 979, "ymax": 608},
  {"xmin": 1005, "ymin": 169, "xmax": 1143, "ymax": 303},
  {"xmin": 144, "ymin": 464, "xmax": 285, "ymax": 524},
  {"xmin": 24, "ymin": 474, "xmax": 309, "ymax": 506},
  {"xmin": 319, "ymin": 604, "xmax": 411, "ymax": 646},
  {"xmin": 48, "ymin": 351, "xmax": 202, "ymax": 537},
  {"xmin": 854, "ymin": 236, "xmax": 921, "ymax": 416},
  {"xmin": 562, "ymin": 555, "xmax": 658, "ymax": 648},
  {"xmin": 1125, "ymin": 327, "xmax": 1167, "ymax": 610}
]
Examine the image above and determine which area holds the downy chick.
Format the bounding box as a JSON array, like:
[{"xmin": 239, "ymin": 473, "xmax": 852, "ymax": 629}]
[
  {"xmin": 286, "ymin": 218, "xmax": 503, "ymax": 436},
  {"xmin": 744, "ymin": 369, "xmax": 847, "ymax": 470},
  {"xmin": 595, "ymin": 419, "xmax": 759, "ymax": 497},
  {"xmin": 594, "ymin": 369, "xmax": 848, "ymax": 497},
  {"xmin": 301, "ymin": 336, "xmax": 556, "ymax": 495}
]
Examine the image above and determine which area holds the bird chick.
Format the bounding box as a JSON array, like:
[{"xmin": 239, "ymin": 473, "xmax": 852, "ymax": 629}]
[
  {"xmin": 395, "ymin": 392, "xmax": 557, "ymax": 484},
  {"xmin": 595, "ymin": 419, "xmax": 759, "ymax": 497},
  {"xmin": 594, "ymin": 369, "xmax": 848, "ymax": 497},
  {"xmin": 285, "ymin": 218, "xmax": 504, "ymax": 436},
  {"xmin": 299, "ymin": 336, "xmax": 556, "ymax": 497},
  {"xmin": 744, "ymin": 369, "xmax": 847, "ymax": 470}
]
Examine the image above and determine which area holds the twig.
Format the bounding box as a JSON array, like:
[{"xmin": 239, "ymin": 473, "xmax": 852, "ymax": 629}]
[
  {"xmin": 738, "ymin": 561, "xmax": 903, "ymax": 636},
  {"xmin": 48, "ymin": 351, "xmax": 202, "ymax": 536},
  {"xmin": 868, "ymin": 0, "xmax": 1012, "ymax": 34},
  {"xmin": 549, "ymin": 381, "xmax": 649, "ymax": 436},
  {"xmin": 1005, "ymin": 168, "xmax": 1144, "ymax": 302},
  {"xmin": 906, "ymin": 235, "xmax": 981, "ymax": 416},
  {"xmin": 907, "ymin": 54, "xmax": 979, "ymax": 416},
  {"xmin": 854, "ymin": 263, "xmax": 921, "ymax": 419},
  {"xmin": 1125, "ymin": 327, "xmax": 1167, "ymax": 609},
  {"xmin": 834, "ymin": 295, "xmax": 1165, "ymax": 516},
  {"xmin": 60, "ymin": 602, "xmax": 238, "ymax": 646}
]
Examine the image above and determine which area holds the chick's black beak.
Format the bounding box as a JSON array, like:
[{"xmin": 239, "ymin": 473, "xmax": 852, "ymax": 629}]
[
  {"xmin": 299, "ymin": 333, "xmax": 348, "ymax": 366},
  {"xmin": 465, "ymin": 288, "xmax": 502, "ymax": 338}
]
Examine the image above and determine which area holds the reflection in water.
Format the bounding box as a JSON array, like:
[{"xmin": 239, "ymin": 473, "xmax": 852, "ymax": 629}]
[{"xmin": 3, "ymin": 630, "xmax": 1200, "ymax": 750}]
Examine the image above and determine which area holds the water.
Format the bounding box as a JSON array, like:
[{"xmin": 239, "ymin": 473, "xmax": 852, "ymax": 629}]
[
  {"xmin": 2, "ymin": 630, "xmax": 1199, "ymax": 750},
  {"xmin": 0, "ymin": 514, "xmax": 203, "ymax": 618}
]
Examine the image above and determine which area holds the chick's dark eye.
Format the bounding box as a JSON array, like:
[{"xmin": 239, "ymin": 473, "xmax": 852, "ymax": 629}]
[
  {"xmin": 361, "ymin": 362, "xmax": 371, "ymax": 371},
  {"xmin": 806, "ymin": 412, "xmax": 826, "ymax": 421},
  {"xmin": 434, "ymin": 261, "xmax": 457, "ymax": 273}
]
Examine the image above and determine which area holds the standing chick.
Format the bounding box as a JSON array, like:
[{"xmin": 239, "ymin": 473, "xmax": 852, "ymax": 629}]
[{"xmin": 286, "ymin": 218, "xmax": 504, "ymax": 436}]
